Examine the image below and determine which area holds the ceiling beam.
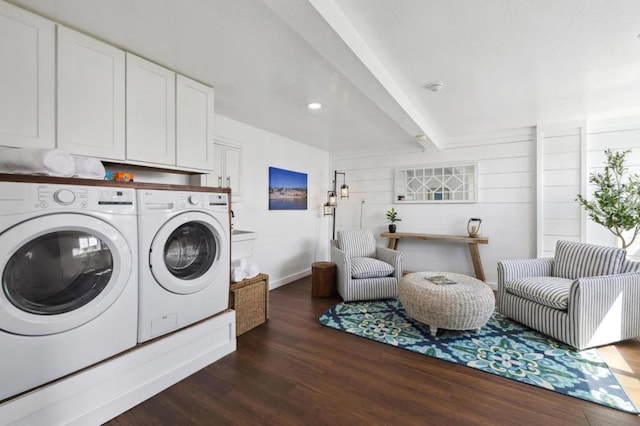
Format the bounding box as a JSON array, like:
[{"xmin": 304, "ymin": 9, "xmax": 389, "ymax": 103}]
[{"xmin": 307, "ymin": 0, "xmax": 442, "ymax": 150}]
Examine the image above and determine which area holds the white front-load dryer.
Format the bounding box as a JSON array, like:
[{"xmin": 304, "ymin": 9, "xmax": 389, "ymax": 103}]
[
  {"xmin": 137, "ymin": 189, "xmax": 230, "ymax": 343},
  {"xmin": 0, "ymin": 182, "xmax": 138, "ymax": 401}
]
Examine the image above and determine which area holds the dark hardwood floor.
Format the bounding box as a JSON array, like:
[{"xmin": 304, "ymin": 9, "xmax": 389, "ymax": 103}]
[{"xmin": 109, "ymin": 276, "xmax": 640, "ymax": 425}]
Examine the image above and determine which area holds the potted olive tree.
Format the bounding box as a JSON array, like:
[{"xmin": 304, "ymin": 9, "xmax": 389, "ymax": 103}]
[
  {"xmin": 386, "ymin": 207, "xmax": 401, "ymax": 233},
  {"xmin": 576, "ymin": 149, "xmax": 640, "ymax": 249}
]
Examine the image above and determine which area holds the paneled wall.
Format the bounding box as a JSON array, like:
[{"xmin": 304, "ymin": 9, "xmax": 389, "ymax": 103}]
[
  {"xmin": 586, "ymin": 121, "xmax": 640, "ymax": 257},
  {"xmin": 538, "ymin": 126, "xmax": 583, "ymax": 257},
  {"xmin": 333, "ymin": 117, "xmax": 640, "ymax": 284},
  {"xmin": 331, "ymin": 129, "xmax": 537, "ymax": 285},
  {"xmin": 537, "ymin": 119, "xmax": 640, "ymax": 258}
]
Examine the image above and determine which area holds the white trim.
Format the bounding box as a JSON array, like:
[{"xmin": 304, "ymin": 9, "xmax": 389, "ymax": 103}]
[
  {"xmin": 214, "ymin": 135, "xmax": 244, "ymax": 149},
  {"xmin": 536, "ymin": 126, "xmax": 544, "ymax": 258},
  {"xmin": 580, "ymin": 123, "xmax": 588, "ymax": 242},
  {"xmin": 270, "ymin": 269, "xmax": 311, "ymax": 290},
  {"xmin": 449, "ymin": 126, "xmax": 536, "ymax": 147},
  {"xmin": 0, "ymin": 311, "xmax": 235, "ymax": 425},
  {"xmin": 587, "ymin": 115, "xmax": 640, "ymax": 133}
]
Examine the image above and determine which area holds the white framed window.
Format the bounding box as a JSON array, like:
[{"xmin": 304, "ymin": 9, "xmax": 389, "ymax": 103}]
[{"xmin": 394, "ymin": 163, "xmax": 477, "ymax": 203}]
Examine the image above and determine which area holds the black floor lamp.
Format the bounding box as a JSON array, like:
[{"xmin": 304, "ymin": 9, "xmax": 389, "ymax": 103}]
[{"xmin": 323, "ymin": 170, "xmax": 349, "ymax": 240}]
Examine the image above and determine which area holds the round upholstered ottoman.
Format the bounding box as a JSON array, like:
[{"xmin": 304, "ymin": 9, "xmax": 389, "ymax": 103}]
[{"xmin": 398, "ymin": 272, "xmax": 495, "ymax": 336}]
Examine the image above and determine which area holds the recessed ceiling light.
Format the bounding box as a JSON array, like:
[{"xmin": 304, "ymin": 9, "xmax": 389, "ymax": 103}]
[
  {"xmin": 425, "ymin": 82, "xmax": 444, "ymax": 93},
  {"xmin": 307, "ymin": 102, "xmax": 322, "ymax": 110}
]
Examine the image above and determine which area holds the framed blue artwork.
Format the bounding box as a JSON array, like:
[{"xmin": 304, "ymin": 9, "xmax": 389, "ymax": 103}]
[{"xmin": 268, "ymin": 167, "xmax": 308, "ymax": 210}]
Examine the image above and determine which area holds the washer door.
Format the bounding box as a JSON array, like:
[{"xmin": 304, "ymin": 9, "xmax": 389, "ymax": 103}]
[
  {"xmin": 149, "ymin": 211, "xmax": 226, "ymax": 295},
  {"xmin": 0, "ymin": 213, "xmax": 132, "ymax": 336}
]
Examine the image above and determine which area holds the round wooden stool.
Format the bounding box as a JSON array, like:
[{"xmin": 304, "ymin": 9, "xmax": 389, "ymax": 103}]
[{"xmin": 311, "ymin": 261, "xmax": 336, "ymax": 298}]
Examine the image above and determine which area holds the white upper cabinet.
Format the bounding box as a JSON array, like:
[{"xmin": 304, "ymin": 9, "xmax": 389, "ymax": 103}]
[
  {"xmin": 176, "ymin": 75, "xmax": 214, "ymax": 171},
  {"xmin": 57, "ymin": 26, "xmax": 125, "ymax": 160},
  {"xmin": 205, "ymin": 141, "xmax": 242, "ymax": 195},
  {"xmin": 126, "ymin": 53, "xmax": 176, "ymax": 165},
  {"xmin": 0, "ymin": 2, "xmax": 55, "ymax": 149}
]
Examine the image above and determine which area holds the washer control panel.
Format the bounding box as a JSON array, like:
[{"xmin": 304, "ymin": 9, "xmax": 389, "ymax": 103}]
[
  {"xmin": 33, "ymin": 185, "xmax": 135, "ymax": 213},
  {"xmin": 37, "ymin": 185, "xmax": 88, "ymax": 209}
]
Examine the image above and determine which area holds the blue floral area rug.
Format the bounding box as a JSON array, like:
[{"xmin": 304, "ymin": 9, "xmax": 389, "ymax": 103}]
[{"xmin": 319, "ymin": 299, "xmax": 639, "ymax": 414}]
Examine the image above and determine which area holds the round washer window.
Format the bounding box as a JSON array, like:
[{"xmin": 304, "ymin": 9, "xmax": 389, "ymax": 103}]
[
  {"xmin": 164, "ymin": 222, "xmax": 217, "ymax": 280},
  {"xmin": 2, "ymin": 231, "xmax": 113, "ymax": 315}
]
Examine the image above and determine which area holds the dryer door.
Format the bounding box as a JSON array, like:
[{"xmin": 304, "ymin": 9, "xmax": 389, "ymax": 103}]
[
  {"xmin": 0, "ymin": 213, "xmax": 132, "ymax": 336},
  {"xmin": 149, "ymin": 211, "xmax": 227, "ymax": 294}
]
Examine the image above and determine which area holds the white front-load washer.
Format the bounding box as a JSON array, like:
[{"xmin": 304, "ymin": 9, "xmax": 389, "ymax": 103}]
[
  {"xmin": 0, "ymin": 182, "xmax": 138, "ymax": 401},
  {"xmin": 137, "ymin": 189, "xmax": 230, "ymax": 343}
]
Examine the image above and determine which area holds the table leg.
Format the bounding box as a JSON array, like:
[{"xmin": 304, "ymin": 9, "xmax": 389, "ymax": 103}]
[
  {"xmin": 387, "ymin": 238, "xmax": 399, "ymax": 250},
  {"xmin": 468, "ymin": 243, "xmax": 486, "ymax": 281}
]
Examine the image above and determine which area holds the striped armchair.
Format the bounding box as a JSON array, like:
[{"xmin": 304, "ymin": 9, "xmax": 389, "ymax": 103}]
[
  {"xmin": 498, "ymin": 240, "xmax": 640, "ymax": 350},
  {"xmin": 331, "ymin": 230, "xmax": 402, "ymax": 302}
]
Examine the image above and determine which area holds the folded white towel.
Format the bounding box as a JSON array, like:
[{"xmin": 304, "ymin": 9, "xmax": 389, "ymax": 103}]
[
  {"xmin": 232, "ymin": 258, "xmax": 248, "ymax": 270},
  {"xmin": 73, "ymin": 156, "xmax": 106, "ymax": 179},
  {"xmin": 232, "ymin": 267, "xmax": 246, "ymax": 283},
  {"xmin": 0, "ymin": 148, "xmax": 75, "ymax": 177},
  {"xmin": 245, "ymin": 261, "xmax": 260, "ymax": 279}
]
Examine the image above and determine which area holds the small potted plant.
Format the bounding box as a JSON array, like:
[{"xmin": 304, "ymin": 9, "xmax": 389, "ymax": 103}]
[{"xmin": 386, "ymin": 207, "xmax": 402, "ymax": 233}]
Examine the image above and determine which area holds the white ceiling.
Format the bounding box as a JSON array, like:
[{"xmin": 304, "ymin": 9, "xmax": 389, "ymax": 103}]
[{"xmin": 10, "ymin": 0, "xmax": 640, "ymax": 157}]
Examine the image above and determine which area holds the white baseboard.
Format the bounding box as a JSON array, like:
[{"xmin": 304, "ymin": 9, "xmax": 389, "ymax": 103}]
[
  {"xmin": 269, "ymin": 269, "xmax": 310, "ymax": 290},
  {"xmin": 1, "ymin": 311, "xmax": 236, "ymax": 426}
]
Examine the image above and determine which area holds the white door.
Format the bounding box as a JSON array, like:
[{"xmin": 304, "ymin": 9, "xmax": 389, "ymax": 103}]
[
  {"xmin": 149, "ymin": 212, "xmax": 226, "ymax": 294},
  {"xmin": 126, "ymin": 53, "xmax": 176, "ymax": 165},
  {"xmin": 0, "ymin": 2, "xmax": 55, "ymax": 149},
  {"xmin": 0, "ymin": 213, "xmax": 132, "ymax": 336},
  {"xmin": 57, "ymin": 26, "xmax": 125, "ymax": 160},
  {"xmin": 176, "ymin": 75, "xmax": 214, "ymax": 171}
]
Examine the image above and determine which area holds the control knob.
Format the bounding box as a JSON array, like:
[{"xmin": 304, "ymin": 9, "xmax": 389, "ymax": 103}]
[
  {"xmin": 53, "ymin": 189, "xmax": 76, "ymax": 205},
  {"xmin": 188, "ymin": 195, "xmax": 200, "ymax": 206}
]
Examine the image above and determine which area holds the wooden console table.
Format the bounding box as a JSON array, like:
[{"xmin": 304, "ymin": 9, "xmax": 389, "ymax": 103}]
[{"xmin": 381, "ymin": 232, "xmax": 489, "ymax": 282}]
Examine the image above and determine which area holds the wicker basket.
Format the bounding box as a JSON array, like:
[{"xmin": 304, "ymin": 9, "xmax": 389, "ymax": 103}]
[{"xmin": 229, "ymin": 273, "xmax": 269, "ymax": 336}]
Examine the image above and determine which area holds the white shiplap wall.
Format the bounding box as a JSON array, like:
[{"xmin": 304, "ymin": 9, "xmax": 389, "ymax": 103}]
[
  {"xmin": 331, "ymin": 128, "xmax": 537, "ymax": 285},
  {"xmin": 538, "ymin": 117, "xmax": 640, "ymax": 258},
  {"xmin": 539, "ymin": 126, "xmax": 583, "ymax": 257},
  {"xmin": 586, "ymin": 121, "xmax": 640, "ymax": 258}
]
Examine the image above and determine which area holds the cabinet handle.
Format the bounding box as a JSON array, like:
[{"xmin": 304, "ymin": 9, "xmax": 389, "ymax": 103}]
[
  {"xmin": 218, "ymin": 176, "xmax": 222, "ymax": 187},
  {"xmin": 226, "ymin": 176, "xmax": 231, "ymax": 187}
]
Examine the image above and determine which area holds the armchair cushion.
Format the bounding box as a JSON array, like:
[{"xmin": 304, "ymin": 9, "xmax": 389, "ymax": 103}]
[
  {"xmin": 351, "ymin": 257, "xmax": 394, "ymax": 279},
  {"xmin": 337, "ymin": 230, "xmax": 376, "ymax": 258},
  {"xmin": 553, "ymin": 240, "xmax": 625, "ymax": 279},
  {"xmin": 504, "ymin": 276, "xmax": 573, "ymax": 310}
]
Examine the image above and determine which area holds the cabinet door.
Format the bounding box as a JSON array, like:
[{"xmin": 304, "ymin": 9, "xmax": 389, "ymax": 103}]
[
  {"xmin": 126, "ymin": 53, "xmax": 176, "ymax": 165},
  {"xmin": 212, "ymin": 143, "xmax": 224, "ymax": 187},
  {"xmin": 57, "ymin": 26, "xmax": 125, "ymax": 160},
  {"xmin": 176, "ymin": 75, "xmax": 214, "ymax": 170},
  {"xmin": 224, "ymin": 145, "xmax": 242, "ymax": 195},
  {"xmin": 0, "ymin": 2, "xmax": 55, "ymax": 149}
]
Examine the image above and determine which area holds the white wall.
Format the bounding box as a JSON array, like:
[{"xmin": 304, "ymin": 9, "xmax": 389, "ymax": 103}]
[
  {"xmin": 214, "ymin": 114, "xmax": 330, "ymax": 289},
  {"xmin": 132, "ymin": 114, "xmax": 331, "ymax": 289},
  {"xmin": 586, "ymin": 120, "xmax": 640, "ymax": 257},
  {"xmin": 332, "ymin": 128, "xmax": 537, "ymax": 286},
  {"xmin": 538, "ymin": 117, "xmax": 640, "ymax": 259},
  {"xmin": 539, "ymin": 126, "xmax": 583, "ymax": 257}
]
